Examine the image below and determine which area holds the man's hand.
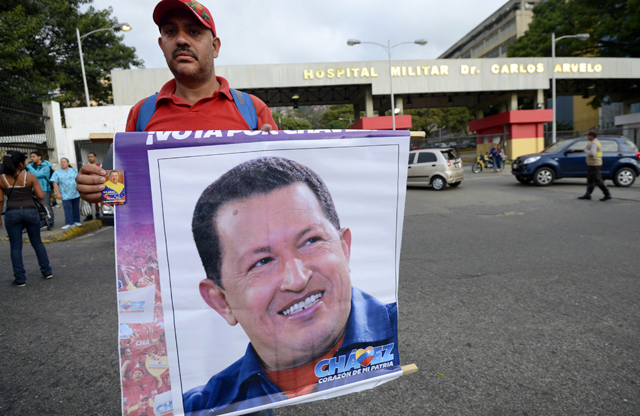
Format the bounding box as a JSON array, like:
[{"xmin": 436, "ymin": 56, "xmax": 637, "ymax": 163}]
[
  {"xmin": 76, "ymin": 163, "xmax": 106, "ymax": 203},
  {"xmin": 261, "ymin": 124, "xmax": 273, "ymax": 132}
]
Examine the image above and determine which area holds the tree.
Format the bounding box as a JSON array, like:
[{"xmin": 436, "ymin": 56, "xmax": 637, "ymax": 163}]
[
  {"xmin": 271, "ymin": 111, "xmax": 312, "ymax": 130},
  {"xmin": 508, "ymin": 0, "xmax": 640, "ymax": 58},
  {"xmin": 406, "ymin": 107, "xmax": 474, "ymax": 136},
  {"xmin": 0, "ymin": 0, "xmax": 143, "ymax": 107},
  {"xmin": 318, "ymin": 104, "xmax": 357, "ymax": 129}
]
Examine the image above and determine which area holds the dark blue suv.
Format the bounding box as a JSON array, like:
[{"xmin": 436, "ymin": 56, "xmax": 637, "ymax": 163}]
[{"xmin": 511, "ymin": 135, "xmax": 640, "ymax": 187}]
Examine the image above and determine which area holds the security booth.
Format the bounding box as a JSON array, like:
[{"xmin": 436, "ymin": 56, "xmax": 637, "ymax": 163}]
[{"xmin": 468, "ymin": 109, "xmax": 552, "ymax": 160}]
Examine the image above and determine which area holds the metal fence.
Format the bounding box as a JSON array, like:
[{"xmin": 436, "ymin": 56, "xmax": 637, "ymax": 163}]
[
  {"xmin": 412, "ymin": 132, "xmax": 509, "ymax": 161},
  {"xmin": 544, "ymin": 127, "xmax": 640, "ymax": 147},
  {"xmin": 411, "ymin": 126, "xmax": 640, "ymax": 162},
  {"xmin": 0, "ymin": 96, "xmax": 53, "ymax": 160}
]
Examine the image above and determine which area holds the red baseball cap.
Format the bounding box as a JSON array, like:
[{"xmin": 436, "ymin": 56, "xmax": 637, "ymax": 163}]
[{"xmin": 153, "ymin": 0, "xmax": 216, "ymax": 36}]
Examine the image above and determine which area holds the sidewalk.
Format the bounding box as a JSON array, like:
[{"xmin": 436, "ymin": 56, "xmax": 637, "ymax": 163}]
[{"xmin": 1, "ymin": 205, "xmax": 105, "ymax": 243}]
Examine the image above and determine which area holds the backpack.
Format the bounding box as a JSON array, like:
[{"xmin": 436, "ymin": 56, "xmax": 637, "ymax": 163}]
[{"xmin": 135, "ymin": 88, "xmax": 258, "ymax": 132}]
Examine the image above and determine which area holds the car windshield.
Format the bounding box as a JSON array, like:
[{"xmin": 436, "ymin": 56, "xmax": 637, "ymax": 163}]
[{"xmin": 542, "ymin": 140, "xmax": 574, "ymax": 154}]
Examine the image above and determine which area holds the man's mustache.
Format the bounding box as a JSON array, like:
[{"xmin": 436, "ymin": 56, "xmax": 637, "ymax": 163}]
[{"xmin": 172, "ymin": 46, "xmax": 199, "ymax": 60}]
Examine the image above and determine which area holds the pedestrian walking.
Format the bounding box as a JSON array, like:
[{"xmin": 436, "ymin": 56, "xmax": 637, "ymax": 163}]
[
  {"xmin": 25, "ymin": 151, "xmax": 54, "ymax": 230},
  {"xmin": 578, "ymin": 131, "xmax": 611, "ymax": 201},
  {"xmin": 0, "ymin": 151, "xmax": 53, "ymax": 287},
  {"xmin": 494, "ymin": 144, "xmax": 505, "ymax": 172},
  {"xmin": 51, "ymin": 158, "xmax": 82, "ymax": 229}
]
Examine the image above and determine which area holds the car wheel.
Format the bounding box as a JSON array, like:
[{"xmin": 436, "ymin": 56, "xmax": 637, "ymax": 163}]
[
  {"xmin": 431, "ymin": 176, "xmax": 446, "ymax": 191},
  {"xmin": 449, "ymin": 181, "xmax": 462, "ymax": 187},
  {"xmin": 516, "ymin": 175, "xmax": 532, "ymax": 184},
  {"xmin": 471, "ymin": 162, "xmax": 482, "ymax": 173},
  {"xmin": 613, "ymin": 167, "xmax": 636, "ymax": 187},
  {"xmin": 533, "ymin": 167, "xmax": 555, "ymax": 186}
]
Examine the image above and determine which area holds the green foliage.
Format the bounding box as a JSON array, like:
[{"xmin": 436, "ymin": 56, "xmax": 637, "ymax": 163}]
[
  {"xmin": 508, "ymin": 0, "xmax": 640, "ymax": 58},
  {"xmin": 318, "ymin": 104, "xmax": 356, "ymax": 129},
  {"xmin": 406, "ymin": 107, "xmax": 474, "ymax": 136},
  {"xmin": 0, "ymin": 0, "xmax": 143, "ymax": 107},
  {"xmin": 272, "ymin": 111, "xmax": 313, "ymax": 130}
]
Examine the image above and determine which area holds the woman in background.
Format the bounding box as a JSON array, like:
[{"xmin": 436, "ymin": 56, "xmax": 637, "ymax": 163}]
[
  {"xmin": 0, "ymin": 151, "xmax": 53, "ymax": 287},
  {"xmin": 51, "ymin": 157, "xmax": 82, "ymax": 230}
]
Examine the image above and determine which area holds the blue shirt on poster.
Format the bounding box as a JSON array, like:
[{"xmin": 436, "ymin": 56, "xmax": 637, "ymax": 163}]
[
  {"xmin": 183, "ymin": 287, "xmax": 400, "ymax": 415},
  {"xmin": 51, "ymin": 167, "xmax": 80, "ymax": 200}
]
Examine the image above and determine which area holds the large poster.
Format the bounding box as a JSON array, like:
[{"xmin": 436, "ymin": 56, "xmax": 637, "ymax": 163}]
[{"xmin": 114, "ymin": 130, "xmax": 410, "ymax": 416}]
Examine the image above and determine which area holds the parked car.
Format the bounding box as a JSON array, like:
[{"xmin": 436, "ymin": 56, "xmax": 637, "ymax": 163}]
[
  {"xmin": 511, "ymin": 135, "xmax": 640, "ymax": 187},
  {"xmin": 408, "ymin": 148, "xmax": 464, "ymax": 190}
]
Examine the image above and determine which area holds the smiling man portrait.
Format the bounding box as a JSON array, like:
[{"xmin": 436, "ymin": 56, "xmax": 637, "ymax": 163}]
[{"xmin": 186, "ymin": 156, "xmax": 399, "ymax": 414}]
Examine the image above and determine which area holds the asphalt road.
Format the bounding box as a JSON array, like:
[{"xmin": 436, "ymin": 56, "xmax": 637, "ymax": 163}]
[{"xmin": 1, "ymin": 168, "xmax": 639, "ymax": 415}]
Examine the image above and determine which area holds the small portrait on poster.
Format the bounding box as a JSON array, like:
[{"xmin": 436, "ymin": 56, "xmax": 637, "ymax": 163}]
[
  {"xmin": 103, "ymin": 169, "xmax": 126, "ymax": 205},
  {"xmin": 148, "ymin": 138, "xmax": 407, "ymax": 415}
]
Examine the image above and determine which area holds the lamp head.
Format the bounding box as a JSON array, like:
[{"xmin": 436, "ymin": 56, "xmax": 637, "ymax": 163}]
[
  {"xmin": 576, "ymin": 33, "xmax": 589, "ymax": 41},
  {"xmin": 114, "ymin": 23, "xmax": 132, "ymax": 32},
  {"xmin": 347, "ymin": 39, "xmax": 361, "ymax": 46},
  {"xmin": 415, "ymin": 39, "xmax": 428, "ymax": 46}
]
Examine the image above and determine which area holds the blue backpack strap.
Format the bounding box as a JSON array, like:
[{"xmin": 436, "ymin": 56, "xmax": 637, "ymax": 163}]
[
  {"xmin": 229, "ymin": 88, "xmax": 258, "ymax": 131},
  {"xmin": 136, "ymin": 93, "xmax": 159, "ymax": 132}
]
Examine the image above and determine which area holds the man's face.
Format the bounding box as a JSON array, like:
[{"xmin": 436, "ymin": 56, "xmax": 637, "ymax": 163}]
[
  {"xmin": 110, "ymin": 172, "xmax": 119, "ymax": 183},
  {"xmin": 588, "ymin": 134, "xmax": 596, "ymax": 141},
  {"xmin": 200, "ymin": 183, "xmax": 352, "ymax": 370},
  {"xmin": 158, "ymin": 9, "xmax": 219, "ymax": 85},
  {"xmin": 30, "ymin": 154, "xmax": 40, "ymax": 164},
  {"xmin": 88, "ymin": 154, "xmax": 96, "ymax": 164}
]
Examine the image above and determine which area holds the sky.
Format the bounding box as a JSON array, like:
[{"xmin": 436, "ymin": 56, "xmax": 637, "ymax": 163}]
[{"xmin": 85, "ymin": 0, "xmax": 509, "ymax": 69}]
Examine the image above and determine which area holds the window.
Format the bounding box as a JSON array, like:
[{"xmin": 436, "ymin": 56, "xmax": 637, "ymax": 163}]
[
  {"xmin": 408, "ymin": 153, "xmax": 415, "ymax": 164},
  {"xmin": 623, "ymin": 140, "xmax": 638, "ymax": 152},
  {"xmin": 600, "ymin": 140, "xmax": 619, "ymax": 152},
  {"xmin": 417, "ymin": 152, "xmax": 437, "ymax": 163},
  {"xmin": 501, "ymin": 18, "xmax": 516, "ymax": 35},
  {"xmin": 441, "ymin": 150, "xmax": 458, "ymax": 160},
  {"xmin": 484, "ymin": 47, "xmax": 500, "ymax": 58},
  {"xmin": 567, "ymin": 140, "xmax": 588, "ymax": 152}
]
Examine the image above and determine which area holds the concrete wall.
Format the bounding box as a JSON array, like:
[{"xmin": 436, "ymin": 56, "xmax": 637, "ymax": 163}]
[
  {"xmin": 112, "ymin": 57, "xmax": 640, "ymax": 106},
  {"xmin": 43, "ymin": 102, "xmax": 132, "ymax": 168}
]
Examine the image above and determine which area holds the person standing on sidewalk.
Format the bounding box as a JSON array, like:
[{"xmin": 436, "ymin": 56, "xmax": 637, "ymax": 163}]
[
  {"xmin": 578, "ymin": 131, "xmax": 611, "ymax": 201},
  {"xmin": 26, "ymin": 151, "xmax": 54, "ymax": 230},
  {"xmin": 51, "ymin": 158, "xmax": 83, "ymax": 229},
  {"xmin": 0, "ymin": 151, "xmax": 53, "ymax": 287}
]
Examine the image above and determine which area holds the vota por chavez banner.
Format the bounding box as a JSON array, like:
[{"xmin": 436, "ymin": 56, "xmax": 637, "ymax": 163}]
[{"xmin": 114, "ymin": 129, "xmax": 410, "ymax": 416}]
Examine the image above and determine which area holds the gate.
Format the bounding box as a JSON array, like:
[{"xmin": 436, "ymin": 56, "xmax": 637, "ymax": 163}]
[{"xmin": 0, "ymin": 97, "xmax": 53, "ymax": 160}]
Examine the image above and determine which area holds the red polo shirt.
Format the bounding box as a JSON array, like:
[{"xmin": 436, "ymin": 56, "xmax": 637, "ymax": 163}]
[{"xmin": 125, "ymin": 76, "xmax": 276, "ymax": 132}]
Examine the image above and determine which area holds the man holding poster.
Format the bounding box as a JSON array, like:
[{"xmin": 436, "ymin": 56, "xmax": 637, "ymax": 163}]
[
  {"xmin": 75, "ymin": 0, "xmax": 276, "ymax": 202},
  {"xmin": 186, "ymin": 157, "xmax": 399, "ymax": 414}
]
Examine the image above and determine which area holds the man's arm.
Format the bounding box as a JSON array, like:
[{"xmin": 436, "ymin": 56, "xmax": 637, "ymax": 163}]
[
  {"xmin": 26, "ymin": 163, "xmax": 50, "ymax": 180},
  {"xmin": 584, "ymin": 142, "xmax": 597, "ymax": 156}
]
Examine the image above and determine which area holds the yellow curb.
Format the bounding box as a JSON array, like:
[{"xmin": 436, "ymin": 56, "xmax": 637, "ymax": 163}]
[{"xmin": 1, "ymin": 220, "xmax": 103, "ymax": 243}]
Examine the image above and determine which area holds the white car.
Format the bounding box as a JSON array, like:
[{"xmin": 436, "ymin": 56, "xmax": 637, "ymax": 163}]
[{"xmin": 407, "ymin": 148, "xmax": 464, "ymax": 190}]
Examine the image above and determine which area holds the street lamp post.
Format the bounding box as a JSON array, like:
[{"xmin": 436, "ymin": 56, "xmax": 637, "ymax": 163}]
[
  {"xmin": 551, "ymin": 32, "xmax": 589, "ymax": 143},
  {"xmin": 76, "ymin": 23, "xmax": 132, "ymax": 107},
  {"xmin": 348, "ymin": 38, "xmax": 427, "ymax": 130}
]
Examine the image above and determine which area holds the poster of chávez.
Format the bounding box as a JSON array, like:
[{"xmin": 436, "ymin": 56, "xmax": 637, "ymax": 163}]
[{"xmin": 117, "ymin": 130, "xmax": 409, "ymax": 415}]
